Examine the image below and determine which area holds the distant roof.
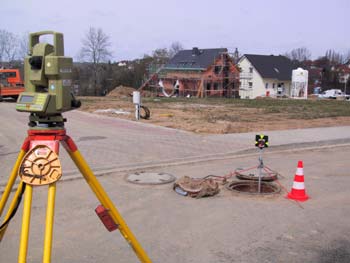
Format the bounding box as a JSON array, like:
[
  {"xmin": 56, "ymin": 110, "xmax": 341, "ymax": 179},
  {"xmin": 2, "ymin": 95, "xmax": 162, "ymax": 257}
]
[
  {"xmin": 164, "ymin": 47, "xmax": 227, "ymax": 70},
  {"xmin": 241, "ymin": 54, "xmax": 295, "ymax": 80}
]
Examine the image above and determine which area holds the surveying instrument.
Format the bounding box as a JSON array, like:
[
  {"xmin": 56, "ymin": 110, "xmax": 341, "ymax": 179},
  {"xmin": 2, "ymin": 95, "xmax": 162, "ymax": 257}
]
[
  {"xmin": 234, "ymin": 134, "xmax": 279, "ymax": 193},
  {"xmin": 255, "ymin": 134, "xmax": 269, "ymax": 193},
  {"xmin": 0, "ymin": 31, "xmax": 152, "ymax": 262}
]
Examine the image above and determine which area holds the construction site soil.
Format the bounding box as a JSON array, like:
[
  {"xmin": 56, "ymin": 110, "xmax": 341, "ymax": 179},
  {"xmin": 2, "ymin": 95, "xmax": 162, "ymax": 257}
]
[{"xmin": 78, "ymin": 86, "xmax": 350, "ymax": 134}]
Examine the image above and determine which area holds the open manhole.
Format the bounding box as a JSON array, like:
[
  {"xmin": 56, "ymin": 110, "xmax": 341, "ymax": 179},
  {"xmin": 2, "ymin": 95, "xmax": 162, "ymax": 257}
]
[
  {"xmin": 126, "ymin": 172, "xmax": 176, "ymax": 185},
  {"xmin": 235, "ymin": 168, "xmax": 278, "ymax": 182},
  {"xmin": 226, "ymin": 181, "xmax": 281, "ymax": 195}
]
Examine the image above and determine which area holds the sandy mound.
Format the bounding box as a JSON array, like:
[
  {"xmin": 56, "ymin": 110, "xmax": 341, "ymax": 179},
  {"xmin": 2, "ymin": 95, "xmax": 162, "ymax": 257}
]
[
  {"xmin": 108, "ymin": 85, "xmax": 156, "ymax": 98},
  {"xmin": 107, "ymin": 85, "xmax": 135, "ymax": 98},
  {"xmin": 141, "ymin": 89, "xmax": 156, "ymax": 97}
]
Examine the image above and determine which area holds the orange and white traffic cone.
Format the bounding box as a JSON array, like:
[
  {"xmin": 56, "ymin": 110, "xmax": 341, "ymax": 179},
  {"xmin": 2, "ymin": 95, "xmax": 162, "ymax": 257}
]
[{"xmin": 287, "ymin": 161, "xmax": 309, "ymax": 202}]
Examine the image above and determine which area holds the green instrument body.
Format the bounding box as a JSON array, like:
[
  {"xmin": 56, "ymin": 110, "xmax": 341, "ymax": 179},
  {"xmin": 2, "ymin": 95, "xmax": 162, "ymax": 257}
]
[{"xmin": 16, "ymin": 31, "xmax": 80, "ymax": 126}]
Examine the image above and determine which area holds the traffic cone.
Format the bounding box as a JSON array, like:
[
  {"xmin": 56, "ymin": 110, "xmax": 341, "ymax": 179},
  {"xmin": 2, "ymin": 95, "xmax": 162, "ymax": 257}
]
[{"xmin": 287, "ymin": 161, "xmax": 309, "ymax": 202}]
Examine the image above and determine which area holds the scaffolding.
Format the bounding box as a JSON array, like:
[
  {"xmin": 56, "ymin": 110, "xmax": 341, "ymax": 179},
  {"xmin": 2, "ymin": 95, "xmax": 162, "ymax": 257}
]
[
  {"xmin": 139, "ymin": 52, "xmax": 239, "ymax": 98},
  {"xmin": 239, "ymin": 72, "xmax": 253, "ymax": 99}
]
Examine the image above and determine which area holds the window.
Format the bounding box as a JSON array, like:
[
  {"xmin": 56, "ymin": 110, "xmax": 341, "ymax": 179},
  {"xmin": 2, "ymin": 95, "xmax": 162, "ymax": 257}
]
[
  {"xmin": 277, "ymin": 83, "xmax": 284, "ymax": 94},
  {"xmin": 214, "ymin": 66, "xmax": 222, "ymax": 74},
  {"xmin": 272, "ymin": 83, "xmax": 275, "ymax": 89},
  {"xmin": 0, "ymin": 72, "xmax": 16, "ymax": 79},
  {"xmin": 0, "ymin": 72, "xmax": 17, "ymax": 80},
  {"xmin": 265, "ymin": 83, "xmax": 269, "ymax": 89},
  {"xmin": 206, "ymin": 83, "xmax": 211, "ymax": 90},
  {"xmin": 248, "ymin": 82, "xmax": 253, "ymax": 88},
  {"xmin": 8, "ymin": 72, "xmax": 16, "ymax": 78},
  {"xmin": 249, "ymin": 67, "xmax": 253, "ymax": 73},
  {"xmin": 212, "ymin": 83, "xmax": 222, "ymax": 90}
]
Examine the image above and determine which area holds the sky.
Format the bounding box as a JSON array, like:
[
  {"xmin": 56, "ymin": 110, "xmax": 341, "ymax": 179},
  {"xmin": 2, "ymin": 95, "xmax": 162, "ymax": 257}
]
[{"xmin": 2, "ymin": 0, "xmax": 350, "ymax": 61}]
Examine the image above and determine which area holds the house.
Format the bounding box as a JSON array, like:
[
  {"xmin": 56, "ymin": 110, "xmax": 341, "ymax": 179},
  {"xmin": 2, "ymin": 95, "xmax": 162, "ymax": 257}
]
[
  {"xmin": 238, "ymin": 54, "xmax": 295, "ymax": 99},
  {"xmin": 338, "ymin": 61, "xmax": 350, "ymax": 84},
  {"xmin": 141, "ymin": 47, "xmax": 239, "ymax": 97},
  {"xmin": 345, "ymin": 59, "xmax": 350, "ymax": 67}
]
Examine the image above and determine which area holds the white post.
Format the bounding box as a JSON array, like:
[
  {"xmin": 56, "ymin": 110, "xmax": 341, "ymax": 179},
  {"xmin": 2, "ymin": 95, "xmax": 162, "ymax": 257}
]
[
  {"xmin": 133, "ymin": 91, "xmax": 141, "ymax": 120},
  {"xmin": 345, "ymin": 75, "xmax": 348, "ymax": 96}
]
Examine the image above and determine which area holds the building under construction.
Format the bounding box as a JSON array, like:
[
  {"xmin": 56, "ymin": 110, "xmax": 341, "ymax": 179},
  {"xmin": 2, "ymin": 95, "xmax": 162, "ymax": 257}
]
[{"xmin": 140, "ymin": 47, "xmax": 240, "ymax": 98}]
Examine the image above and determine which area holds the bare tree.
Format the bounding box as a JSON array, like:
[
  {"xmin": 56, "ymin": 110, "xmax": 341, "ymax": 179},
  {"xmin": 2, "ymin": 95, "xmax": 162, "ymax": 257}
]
[
  {"xmin": 0, "ymin": 30, "xmax": 8, "ymax": 63},
  {"xmin": 17, "ymin": 32, "xmax": 29, "ymax": 60},
  {"xmin": 152, "ymin": 47, "xmax": 170, "ymax": 64},
  {"xmin": 325, "ymin": 49, "xmax": 344, "ymax": 65},
  {"xmin": 0, "ymin": 29, "xmax": 19, "ymax": 63},
  {"xmin": 79, "ymin": 27, "xmax": 112, "ymax": 95},
  {"xmin": 344, "ymin": 50, "xmax": 350, "ymax": 63},
  {"xmin": 285, "ymin": 47, "xmax": 311, "ymax": 62},
  {"xmin": 151, "ymin": 42, "xmax": 184, "ymax": 64},
  {"xmin": 168, "ymin": 41, "xmax": 184, "ymax": 58},
  {"xmin": 4, "ymin": 34, "xmax": 18, "ymax": 62}
]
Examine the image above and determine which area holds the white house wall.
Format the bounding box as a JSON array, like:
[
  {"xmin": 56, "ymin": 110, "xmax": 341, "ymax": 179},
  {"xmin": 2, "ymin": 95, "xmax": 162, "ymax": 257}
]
[
  {"xmin": 264, "ymin": 79, "xmax": 291, "ymax": 97},
  {"xmin": 264, "ymin": 78, "xmax": 276, "ymax": 96},
  {"xmin": 238, "ymin": 57, "xmax": 291, "ymax": 99},
  {"xmin": 238, "ymin": 57, "xmax": 265, "ymax": 99}
]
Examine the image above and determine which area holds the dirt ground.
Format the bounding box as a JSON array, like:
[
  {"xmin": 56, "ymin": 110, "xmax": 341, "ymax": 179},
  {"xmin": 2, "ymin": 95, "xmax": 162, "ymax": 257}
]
[{"xmin": 78, "ymin": 87, "xmax": 350, "ymax": 134}]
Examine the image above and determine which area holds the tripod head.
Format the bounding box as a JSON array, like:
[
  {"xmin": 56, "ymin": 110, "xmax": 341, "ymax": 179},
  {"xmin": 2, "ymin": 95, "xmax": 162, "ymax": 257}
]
[{"xmin": 16, "ymin": 31, "xmax": 81, "ymax": 128}]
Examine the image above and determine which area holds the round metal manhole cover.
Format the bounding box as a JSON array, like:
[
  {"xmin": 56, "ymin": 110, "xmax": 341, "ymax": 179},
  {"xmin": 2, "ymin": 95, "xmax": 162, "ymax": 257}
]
[{"xmin": 126, "ymin": 172, "xmax": 176, "ymax": 185}]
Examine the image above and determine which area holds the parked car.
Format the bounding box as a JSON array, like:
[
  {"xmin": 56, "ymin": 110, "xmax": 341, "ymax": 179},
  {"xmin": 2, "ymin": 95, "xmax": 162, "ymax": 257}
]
[{"xmin": 318, "ymin": 89, "xmax": 348, "ymax": 99}]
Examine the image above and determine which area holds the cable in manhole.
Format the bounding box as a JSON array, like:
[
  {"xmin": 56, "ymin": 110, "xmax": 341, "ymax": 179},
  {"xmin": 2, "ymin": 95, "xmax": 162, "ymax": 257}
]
[
  {"xmin": 226, "ymin": 181, "xmax": 281, "ymax": 195},
  {"xmin": 126, "ymin": 172, "xmax": 176, "ymax": 185}
]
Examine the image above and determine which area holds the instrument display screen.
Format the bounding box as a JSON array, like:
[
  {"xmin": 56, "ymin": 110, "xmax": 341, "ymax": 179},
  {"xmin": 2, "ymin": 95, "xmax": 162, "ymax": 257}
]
[{"xmin": 20, "ymin": 95, "xmax": 34, "ymax": 103}]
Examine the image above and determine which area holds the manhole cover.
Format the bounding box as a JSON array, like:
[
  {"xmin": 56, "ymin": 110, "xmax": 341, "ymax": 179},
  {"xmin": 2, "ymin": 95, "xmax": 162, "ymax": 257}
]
[
  {"xmin": 226, "ymin": 181, "xmax": 281, "ymax": 195},
  {"xmin": 235, "ymin": 168, "xmax": 278, "ymax": 182},
  {"xmin": 126, "ymin": 172, "xmax": 176, "ymax": 185}
]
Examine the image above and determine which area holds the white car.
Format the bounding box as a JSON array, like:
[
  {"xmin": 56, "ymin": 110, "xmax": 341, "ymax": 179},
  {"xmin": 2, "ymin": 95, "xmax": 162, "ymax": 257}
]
[{"xmin": 318, "ymin": 89, "xmax": 347, "ymax": 99}]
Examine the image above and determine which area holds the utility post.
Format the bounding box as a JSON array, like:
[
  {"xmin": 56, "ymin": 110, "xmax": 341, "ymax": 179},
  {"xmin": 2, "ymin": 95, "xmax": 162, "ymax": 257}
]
[
  {"xmin": 133, "ymin": 91, "xmax": 141, "ymax": 120},
  {"xmin": 345, "ymin": 75, "xmax": 349, "ymax": 95}
]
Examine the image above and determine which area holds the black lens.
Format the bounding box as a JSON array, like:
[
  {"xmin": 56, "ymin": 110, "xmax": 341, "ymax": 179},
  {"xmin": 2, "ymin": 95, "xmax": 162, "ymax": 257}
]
[{"xmin": 29, "ymin": 56, "xmax": 43, "ymax": 70}]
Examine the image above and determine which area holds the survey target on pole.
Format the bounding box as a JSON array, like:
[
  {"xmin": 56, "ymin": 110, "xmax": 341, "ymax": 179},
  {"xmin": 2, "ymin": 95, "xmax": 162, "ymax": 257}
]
[{"xmin": 255, "ymin": 134, "xmax": 269, "ymax": 149}]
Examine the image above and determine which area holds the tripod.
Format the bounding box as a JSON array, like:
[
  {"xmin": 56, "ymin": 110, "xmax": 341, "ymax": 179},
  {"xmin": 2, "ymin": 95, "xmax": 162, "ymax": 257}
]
[
  {"xmin": 234, "ymin": 136, "xmax": 279, "ymax": 193},
  {"xmin": 0, "ymin": 126, "xmax": 152, "ymax": 263}
]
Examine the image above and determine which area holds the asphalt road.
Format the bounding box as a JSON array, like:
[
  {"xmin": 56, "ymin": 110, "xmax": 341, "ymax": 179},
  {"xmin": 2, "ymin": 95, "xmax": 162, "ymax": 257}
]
[
  {"xmin": 0, "ymin": 145, "xmax": 349, "ymax": 263},
  {"xmin": 0, "ymin": 102, "xmax": 350, "ymax": 262}
]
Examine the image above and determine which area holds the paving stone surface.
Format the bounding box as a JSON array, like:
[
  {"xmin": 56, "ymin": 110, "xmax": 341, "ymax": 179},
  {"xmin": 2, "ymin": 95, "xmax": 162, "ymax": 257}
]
[{"xmin": 1, "ymin": 102, "xmax": 350, "ymax": 187}]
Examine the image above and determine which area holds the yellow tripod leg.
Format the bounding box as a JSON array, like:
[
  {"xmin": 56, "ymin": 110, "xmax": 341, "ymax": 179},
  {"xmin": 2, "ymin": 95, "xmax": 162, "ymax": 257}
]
[
  {"xmin": 18, "ymin": 184, "xmax": 33, "ymax": 263},
  {"xmin": 0, "ymin": 150, "xmax": 26, "ymax": 217},
  {"xmin": 0, "ymin": 181, "xmax": 25, "ymax": 241},
  {"xmin": 43, "ymin": 183, "xmax": 56, "ymax": 263},
  {"xmin": 67, "ymin": 149, "xmax": 152, "ymax": 263}
]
